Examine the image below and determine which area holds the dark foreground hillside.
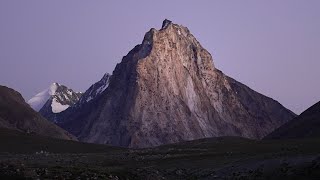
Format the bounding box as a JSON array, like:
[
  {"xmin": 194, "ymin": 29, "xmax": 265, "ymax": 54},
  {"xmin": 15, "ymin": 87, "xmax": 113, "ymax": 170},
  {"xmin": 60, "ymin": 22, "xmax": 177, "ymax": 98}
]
[
  {"xmin": 0, "ymin": 128, "xmax": 124, "ymax": 154},
  {"xmin": 1, "ymin": 129, "xmax": 320, "ymax": 179},
  {"xmin": 0, "ymin": 85, "xmax": 75, "ymax": 140}
]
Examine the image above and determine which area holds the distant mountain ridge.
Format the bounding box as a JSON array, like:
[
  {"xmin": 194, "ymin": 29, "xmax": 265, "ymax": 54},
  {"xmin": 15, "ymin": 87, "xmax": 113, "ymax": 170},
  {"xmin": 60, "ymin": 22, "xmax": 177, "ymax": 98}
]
[
  {"xmin": 56, "ymin": 20, "xmax": 296, "ymax": 148},
  {"xmin": 30, "ymin": 73, "xmax": 112, "ymax": 126},
  {"xmin": 77, "ymin": 73, "xmax": 111, "ymax": 106},
  {"xmin": 28, "ymin": 83, "xmax": 82, "ymax": 123},
  {"xmin": 265, "ymin": 101, "xmax": 320, "ymax": 139},
  {"xmin": 0, "ymin": 85, "xmax": 75, "ymax": 140}
]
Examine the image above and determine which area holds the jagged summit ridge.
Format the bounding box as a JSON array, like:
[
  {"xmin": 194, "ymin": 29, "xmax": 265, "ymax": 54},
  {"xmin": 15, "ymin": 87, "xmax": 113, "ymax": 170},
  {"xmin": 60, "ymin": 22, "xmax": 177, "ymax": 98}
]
[
  {"xmin": 161, "ymin": 19, "xmax": 172, "ymax": 29},
  {"xmin": 60, "ymin": 20, "xmax": 295, "ymax": 148},
  {"xmin": 77, "ymin": 72, "xmax": 111, "ymax": 105},
  {"xmin": 140, "ymin": 19, "xmax": 215, "ymax": 69}
]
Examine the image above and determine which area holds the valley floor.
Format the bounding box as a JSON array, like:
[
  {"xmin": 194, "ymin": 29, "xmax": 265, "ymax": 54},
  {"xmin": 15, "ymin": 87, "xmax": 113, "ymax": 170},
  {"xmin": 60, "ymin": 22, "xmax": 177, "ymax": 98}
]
[{"xmin": 0, "ymin": 129, "xmax": 320, "ymax": 179}]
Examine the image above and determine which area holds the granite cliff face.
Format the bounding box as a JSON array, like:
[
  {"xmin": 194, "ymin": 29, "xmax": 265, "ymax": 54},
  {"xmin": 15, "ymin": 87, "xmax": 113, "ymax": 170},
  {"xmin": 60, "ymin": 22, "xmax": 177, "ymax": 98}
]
[
  {"xmin": 0, "ymin": 85, "xmax": 76, "ymax": 140},
  {"xmin": 61, "ymin": 20, "xmax": 295, "ymax": 148}
]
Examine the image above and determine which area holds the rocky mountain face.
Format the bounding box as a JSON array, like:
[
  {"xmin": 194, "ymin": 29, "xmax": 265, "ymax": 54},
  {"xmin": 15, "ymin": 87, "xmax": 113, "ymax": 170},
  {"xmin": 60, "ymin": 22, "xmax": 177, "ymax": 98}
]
[
  {"xmin": 76, "ymin": 73, "xmax": 111, "ymax": 106},
  {"xmin": 0, "ymin": 85, "xmax": 76, "ymax": 140},
  {"xmin": 48, "ymin": 73, "xmax": 111, "ymax": 126},
  {"xmin": 265, "ymin": 101, "xmax": 320, "ymax": 139},
  {"xmin": 28, "ymin": 83, "xmax": 82, "ymax": 123},
  {"xmin": 60, "ymin": 20, "xmax": 296, "ymax": 148}
]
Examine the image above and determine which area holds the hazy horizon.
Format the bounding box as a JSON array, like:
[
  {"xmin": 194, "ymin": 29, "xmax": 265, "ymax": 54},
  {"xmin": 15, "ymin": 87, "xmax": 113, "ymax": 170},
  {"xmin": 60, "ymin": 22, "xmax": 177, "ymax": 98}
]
[{"xmin": 1, "ymin": 1, "xmax": 320, "ymax": 114}]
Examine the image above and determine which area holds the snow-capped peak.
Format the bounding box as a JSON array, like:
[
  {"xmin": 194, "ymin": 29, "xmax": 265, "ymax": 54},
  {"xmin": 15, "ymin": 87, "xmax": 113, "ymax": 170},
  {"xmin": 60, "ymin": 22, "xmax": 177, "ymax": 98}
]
[
  {"xmin": 28, "ymin": 83, "xmax": 59, "ymax": 111},
  {"xmin": 49, "ymin": 83, "xmax": 59, "ymax": 95},
  {"xmin": 28, "ymin": 83, "xmax": 82, "ymax": 113},
  {"xmin": 51, "ymin": 98, "xmax": 69, "ymax": 113}
]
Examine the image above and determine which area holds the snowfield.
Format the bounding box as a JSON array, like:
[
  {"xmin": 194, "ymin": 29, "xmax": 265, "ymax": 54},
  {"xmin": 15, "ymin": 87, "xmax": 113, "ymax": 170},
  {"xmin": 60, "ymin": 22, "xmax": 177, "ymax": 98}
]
[{"xmin": 28, "ymin": 83, "xmax": 58, "ymax": 111}]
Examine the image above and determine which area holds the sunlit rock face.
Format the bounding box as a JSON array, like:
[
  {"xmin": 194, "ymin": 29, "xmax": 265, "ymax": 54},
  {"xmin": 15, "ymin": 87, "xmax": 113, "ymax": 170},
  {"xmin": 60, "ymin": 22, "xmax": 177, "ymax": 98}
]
[{"xmin": 61, "ymin": 20, "xmax": 296, "ymax": 148}]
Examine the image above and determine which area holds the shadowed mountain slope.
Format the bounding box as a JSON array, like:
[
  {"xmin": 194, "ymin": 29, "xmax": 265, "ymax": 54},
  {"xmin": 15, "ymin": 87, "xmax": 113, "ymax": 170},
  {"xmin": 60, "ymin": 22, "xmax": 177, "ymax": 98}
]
[
  {"xmin": 0, "ymin": 85, "xmax": 75, "ymax": 140},
  {"xmin": 265, "ymin": 101, "xmax": 320, "ymax": 139}
]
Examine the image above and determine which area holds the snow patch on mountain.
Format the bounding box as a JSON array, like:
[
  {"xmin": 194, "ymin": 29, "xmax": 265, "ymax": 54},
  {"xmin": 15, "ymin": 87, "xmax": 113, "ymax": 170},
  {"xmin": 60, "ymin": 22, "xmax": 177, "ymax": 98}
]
[
  {"xmin": 28, "ymin": 83, "xmax": 58, "ymax": 111},
  {"xmin": 51, "ymin": 99, "xmax": 70, "ymax": 113},
  {"xmin": 78, "ymin": 73, "xmax": 111, "ymax": 104},
  {"xmin": 96, "ymin": 80, "xmax": 110, "ymax": 96},
  {"xmin": 28, "ymin": 82, "xmax": 82, "ymax": 115},
  {"xmin": 86, "ymin": 96, "xmax": 93, "ymax": 102}
]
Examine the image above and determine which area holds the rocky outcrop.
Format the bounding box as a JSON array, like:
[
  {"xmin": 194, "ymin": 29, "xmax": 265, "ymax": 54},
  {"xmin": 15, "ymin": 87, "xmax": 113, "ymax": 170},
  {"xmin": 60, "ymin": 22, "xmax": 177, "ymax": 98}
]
[
  {"xmin": 61, "ymin": 20, "xmax": 295, "ymax": 148},
  {"xmin": 0, "ymin": 85, "xmax": 76, "ymax": 140}
]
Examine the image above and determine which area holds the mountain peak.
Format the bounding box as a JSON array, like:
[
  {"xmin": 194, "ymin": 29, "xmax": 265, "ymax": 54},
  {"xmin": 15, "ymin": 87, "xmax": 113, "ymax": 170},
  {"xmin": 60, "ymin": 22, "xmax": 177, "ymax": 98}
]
[
  {"xmin": 59, "ymin": 21, "xmax": 295, "ymax": 148},
  {"xmin": 138, "ymin": 19, "xmax": 215, "ymax": 73},
  {"xmin": 49, "ymin": 82, "xmax": 59, "ymax": 95},
  {"xmin": 28, "ymin": 83, "xmax": 82, "ymax": 115},
  {"xmin": 161, "ymin": 19, "xmax": 172, "ymax": 29}
]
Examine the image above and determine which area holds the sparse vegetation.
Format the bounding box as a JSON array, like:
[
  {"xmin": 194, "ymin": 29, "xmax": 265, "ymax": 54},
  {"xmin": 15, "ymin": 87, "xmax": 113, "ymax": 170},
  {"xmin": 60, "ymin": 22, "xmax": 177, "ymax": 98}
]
[{"xmin": 1, "ymin": 129, "xmax": 320, "ymax": 179}]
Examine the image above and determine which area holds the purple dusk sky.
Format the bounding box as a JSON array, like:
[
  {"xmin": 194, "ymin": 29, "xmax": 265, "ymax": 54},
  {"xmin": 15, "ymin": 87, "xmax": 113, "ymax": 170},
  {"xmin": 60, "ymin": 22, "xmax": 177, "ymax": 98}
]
[{"xmin": 0, "ymin": 1, "xmax": 319, "ymax": 114}]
